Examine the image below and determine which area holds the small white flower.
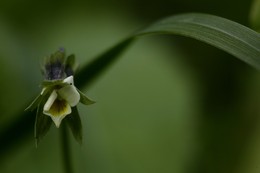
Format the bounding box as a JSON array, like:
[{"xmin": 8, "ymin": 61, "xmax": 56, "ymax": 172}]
[
  {"xmin": 25, "ymin": 49, "xmax": 95, "ymax": 145},
  {"xmin": 43, "ymin": 76, "xmax": 80, "ymax": 127}
]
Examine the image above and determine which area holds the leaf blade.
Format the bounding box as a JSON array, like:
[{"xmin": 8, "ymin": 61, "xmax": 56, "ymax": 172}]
[
  {"xmin": 76, "ymin": 13, "xmax": 260, "ymax": 89},
  {"xmin": 75, "ymin": 38, "xmax": 135, "ymax": 89},
  {"xmin": 135, "ymin": 13, "xmax": 260, "ymax": 69}
]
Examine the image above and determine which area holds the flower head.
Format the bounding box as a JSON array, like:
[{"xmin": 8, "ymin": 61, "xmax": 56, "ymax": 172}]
[{"xmin": 26, "ymin": 49, "xmax": 95, "ymax": 144}]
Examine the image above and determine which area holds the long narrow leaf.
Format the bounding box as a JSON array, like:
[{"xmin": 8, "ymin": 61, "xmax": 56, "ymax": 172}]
[
  {"xmin": 76, "ymin": 13, "xmax": 260, "ymax": 89},
  {"xmin": 75, "ymin": 38, "xmax": 135, "ymax": 88},
  {"xmin": 135, "ymin": 13, "xmax": 260, "ymax": 69}
]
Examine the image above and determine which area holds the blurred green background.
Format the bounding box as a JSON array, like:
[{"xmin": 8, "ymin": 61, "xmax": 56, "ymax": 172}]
[{"xmin": 0, "ymin": 0, "xmax": 260, "ymax": 173}]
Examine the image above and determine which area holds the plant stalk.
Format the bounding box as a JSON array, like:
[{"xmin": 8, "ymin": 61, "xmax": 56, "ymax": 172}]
[{"xmin": 61, "ymin": 124, "xmax": 73, "ymax": 173}]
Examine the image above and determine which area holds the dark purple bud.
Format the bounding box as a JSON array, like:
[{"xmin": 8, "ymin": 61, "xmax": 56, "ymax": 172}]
[{"xmin": 44, "ymin": 50, "xmax": 66, "ymax": 80}]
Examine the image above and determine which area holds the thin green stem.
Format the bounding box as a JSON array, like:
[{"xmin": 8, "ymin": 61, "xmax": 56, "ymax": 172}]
[{"xmin": 61, "ymin": 124, "xmax": 73, "ymax": 173}]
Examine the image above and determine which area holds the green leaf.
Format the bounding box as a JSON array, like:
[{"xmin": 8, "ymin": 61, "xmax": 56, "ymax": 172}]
[
  {"xmin": 35, "ymin": 105, "xmax": 53, "ymax": 147},
  {"xmin": 75, "ymin": 38, "xmax": 134, "ymax": 88},
  {"xmin": 250, "ymin": 0, "xmax": 260, "ymax": 31},
  {"xmin": 76, "ymin": 13, "xmax": 260, "ymax": 89},
  {"xmin": 135, "ymin": 13, "xmax": 260, "ymax": 69},
  {"xmin": 77, "ymin": 88, "xmax": 95, "ymax": 105},
  {"xmin": 65, "ymin": 107, "xmax": 82, "ymax": 144}
]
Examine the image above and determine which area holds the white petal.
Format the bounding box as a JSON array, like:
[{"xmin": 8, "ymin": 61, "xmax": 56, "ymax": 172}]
[
  {"xmin": 63, "ymin": 76, "xmax": 74, "ymax": 85},
  {"xmin": 43, "ymin": 90, "xmax": 57, "ymax": 112},
  {"xmin": 58, "ymin": 85, "xmax": 80, "ymax": 107},
  {"xmin": 48, "ymin": 106, "xmax": 71, "ymax": 128}
]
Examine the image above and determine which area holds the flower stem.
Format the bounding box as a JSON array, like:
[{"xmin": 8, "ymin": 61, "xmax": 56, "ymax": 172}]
[{"xmin": 61, "ymin": 124, "xmax": 73, "ymax": 173}]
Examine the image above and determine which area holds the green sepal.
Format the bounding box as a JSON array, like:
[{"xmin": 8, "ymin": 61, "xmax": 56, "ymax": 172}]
[
  {"xmin": 66, "ymin": 54, "xmax": 76, "ymax": 69},
  {"xmin": 25, "ymin": 94, "xmax": 43, "ymax": 111},
  {"xmin": 65, "ymin": 54, "xmax": 78, "ymax": 75},
  {"xmin": 34, "ymin": 104, "xmax": 53, "ymax": 147},
  {"xmin": 65, "ymin": 106, "xmax": 82, "ymax": 144},
  {"xmin": 25, "ymin": 86, "xmax": 54, "ymax": 112},
  {"xmin": 77, "ymin": 88, "xmax": 95, "ymax": 105},
  {"xmin": 50, "ymin": 49, "xmax": 65, "ymax": 64},
  {"xmin": 41, "ymin": 80, "xmax": 69, "ymax": 88}
]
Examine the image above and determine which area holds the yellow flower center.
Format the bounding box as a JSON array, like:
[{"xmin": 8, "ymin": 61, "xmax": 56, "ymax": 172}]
[{"xmin": 48, "ymin": 98, "xmax": 70, "ymax": 117}]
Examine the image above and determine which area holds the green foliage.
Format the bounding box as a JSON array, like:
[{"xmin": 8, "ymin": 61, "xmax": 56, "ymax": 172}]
[
  {"xmin": 136, "ymin": 13, "xmax": 260, "ymax": 69},
  {"xmin": 75, "ymin": 38, "xmax": 135, "ymax": 88},
  {"xmin": 76, "ymin": 13, "xmax": 260, "ymax": 90}
]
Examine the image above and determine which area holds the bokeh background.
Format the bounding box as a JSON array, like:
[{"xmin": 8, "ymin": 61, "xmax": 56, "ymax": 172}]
[{"xmin": 0, "ymin": 0, "xmax": 260, "ymax": 173}]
